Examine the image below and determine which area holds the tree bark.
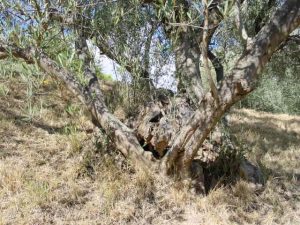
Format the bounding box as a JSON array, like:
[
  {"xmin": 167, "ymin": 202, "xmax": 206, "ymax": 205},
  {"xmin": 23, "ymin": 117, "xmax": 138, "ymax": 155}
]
[{"xmin": 174, "ymin": 32, "xmax": 204, "ymax": 102}]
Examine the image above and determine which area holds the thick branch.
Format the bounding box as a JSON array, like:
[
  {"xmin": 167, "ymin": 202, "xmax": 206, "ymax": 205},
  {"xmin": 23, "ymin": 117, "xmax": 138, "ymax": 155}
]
[
  {"xmin": 174, "ymin": 32, "xmax": 204, "ymax": 101},
  {"xmin": 235, "ymin": 0, "xmax": 250, "ymax": 47},
  {"xmin": 202, "ymin": 0, "xmax": 219, "ymax": 102}
]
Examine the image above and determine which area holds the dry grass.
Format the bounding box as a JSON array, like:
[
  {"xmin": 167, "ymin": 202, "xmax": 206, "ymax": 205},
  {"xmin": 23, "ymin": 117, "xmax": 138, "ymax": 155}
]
[
  {"xmin": 0, "ymin": 76, "xmax": 299, "ymax": 224},
  {"xmin": 229, "ymin": 108, "xmax": 300, "ymax": 176}
]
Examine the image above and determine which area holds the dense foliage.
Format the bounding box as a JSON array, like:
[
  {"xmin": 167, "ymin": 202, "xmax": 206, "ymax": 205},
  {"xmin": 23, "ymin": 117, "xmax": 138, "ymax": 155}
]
[{"xmin": 242, "ymin": 41, "xmax": 300, "ymax": 114}]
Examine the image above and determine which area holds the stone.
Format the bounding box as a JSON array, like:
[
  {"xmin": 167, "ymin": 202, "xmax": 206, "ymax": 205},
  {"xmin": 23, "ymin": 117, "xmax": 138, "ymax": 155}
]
[{"xmin": 239, "ymin": 159, "xmax": 264, "ymax": 184}]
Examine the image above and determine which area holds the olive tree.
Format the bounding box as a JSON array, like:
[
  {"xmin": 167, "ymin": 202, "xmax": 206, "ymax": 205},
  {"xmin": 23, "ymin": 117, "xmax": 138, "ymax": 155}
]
[{"xmin": 0, "ymin": 0, "xmax": 299, "ymax": 190}]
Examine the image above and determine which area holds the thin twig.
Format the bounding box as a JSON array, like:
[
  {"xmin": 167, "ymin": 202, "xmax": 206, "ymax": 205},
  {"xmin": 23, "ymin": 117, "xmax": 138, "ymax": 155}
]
[{"xmin": 168, "ymin": 22, "xmax": 218, "ymax": 30}]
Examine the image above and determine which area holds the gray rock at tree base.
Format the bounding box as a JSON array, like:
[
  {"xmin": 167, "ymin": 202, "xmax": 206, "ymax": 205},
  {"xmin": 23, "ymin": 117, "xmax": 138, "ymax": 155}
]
[
  {"xmin": 239, "ymin": 159, "xmax": 264, "ymax": 185},
  {"xmin": 190, "ymin": 160, "xmax": 205, "ymax": 194}
]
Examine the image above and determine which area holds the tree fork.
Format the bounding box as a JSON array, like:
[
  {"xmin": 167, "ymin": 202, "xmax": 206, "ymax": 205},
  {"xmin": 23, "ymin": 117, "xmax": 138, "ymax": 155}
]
[{"xmin": 162, "ymin": 0, "xmax": 300, "ymax": 176}]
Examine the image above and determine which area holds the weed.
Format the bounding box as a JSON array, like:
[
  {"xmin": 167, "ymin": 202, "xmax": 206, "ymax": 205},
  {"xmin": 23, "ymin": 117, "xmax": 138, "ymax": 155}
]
[
  {"xmin": 65, "ymin": 103, "xmax": 81, "ymax": 117},
  {"xmin": 25, "ymin": 180, "xmax": 51, "ymax": 206},
  {"xmin": 0, "ymin": 83, "xmax": 9, "ymax": 96},
  {"xmin": 68, "ymin": 133, "xmax": 83, "ymax": 154},
  {"xmin": 62, "ymin": 124, "xmax": 78, "ymax": 135}
]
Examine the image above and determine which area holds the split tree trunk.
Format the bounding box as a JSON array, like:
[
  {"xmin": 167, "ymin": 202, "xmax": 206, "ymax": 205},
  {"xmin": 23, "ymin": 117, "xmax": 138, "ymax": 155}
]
[{"xmin": 137, "ymin": 0, "xmax": 300, "ymax": 177}]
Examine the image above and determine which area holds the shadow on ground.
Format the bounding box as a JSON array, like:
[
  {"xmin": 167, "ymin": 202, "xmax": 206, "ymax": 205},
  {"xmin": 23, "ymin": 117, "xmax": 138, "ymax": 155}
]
[{"xmin": 229, "ymin": 109, "xmax": 300, "ymax": 181}]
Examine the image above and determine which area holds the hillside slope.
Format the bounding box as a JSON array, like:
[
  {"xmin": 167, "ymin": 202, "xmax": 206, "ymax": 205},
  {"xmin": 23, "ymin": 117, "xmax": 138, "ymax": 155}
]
[{"xmin": 0, "ymin": 77, "xmax": 299, "ymax": 225}]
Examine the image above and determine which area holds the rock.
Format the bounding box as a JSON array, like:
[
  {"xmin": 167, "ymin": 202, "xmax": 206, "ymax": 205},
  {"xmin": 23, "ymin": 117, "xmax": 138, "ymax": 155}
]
[
  {"xmin": 239, "ymin": 159, "xmax": 264, "ymax": 184},
  {"xmin": 190, "ymin": 160, "xmax": 205, "ymax": 194}
]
